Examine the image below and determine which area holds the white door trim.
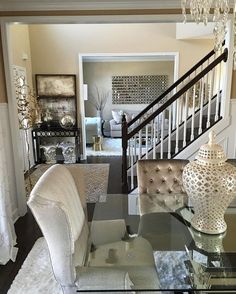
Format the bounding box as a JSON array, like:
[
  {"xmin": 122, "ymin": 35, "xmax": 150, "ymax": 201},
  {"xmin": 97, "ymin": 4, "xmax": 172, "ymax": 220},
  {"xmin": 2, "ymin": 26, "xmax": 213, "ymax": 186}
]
[
  {"xmin": 78, "ymin": 51, "xmax": 179, "ymax": 159},
  {"xmin": 1, "ymin": 21, "xmax": 27, "ymax": 217}
]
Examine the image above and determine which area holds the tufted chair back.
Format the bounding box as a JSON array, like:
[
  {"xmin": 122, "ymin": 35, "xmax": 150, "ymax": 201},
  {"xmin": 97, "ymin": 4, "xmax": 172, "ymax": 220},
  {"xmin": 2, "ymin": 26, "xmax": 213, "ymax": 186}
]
[{"xmin": 137, "ymin": 159, "xmax": 189, "ymax": 194}]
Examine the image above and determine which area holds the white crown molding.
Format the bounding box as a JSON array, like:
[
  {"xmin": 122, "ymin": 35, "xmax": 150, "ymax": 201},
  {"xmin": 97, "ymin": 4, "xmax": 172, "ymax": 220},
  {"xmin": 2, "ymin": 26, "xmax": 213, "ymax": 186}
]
[
  {"xmin": 0, "ymin": 1, "xmax": 182, "ymax": 12},
  {"xmin": 0, "ymin": 0, "xmax": 234, "ymax": 12}
]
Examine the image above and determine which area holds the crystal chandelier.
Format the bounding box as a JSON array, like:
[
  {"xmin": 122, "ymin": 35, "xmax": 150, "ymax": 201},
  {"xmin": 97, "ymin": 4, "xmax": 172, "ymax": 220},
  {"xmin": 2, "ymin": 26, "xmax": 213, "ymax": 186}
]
[{"xmin": 181, "ymin": 0, "xmax": 232, "ymax": 51}]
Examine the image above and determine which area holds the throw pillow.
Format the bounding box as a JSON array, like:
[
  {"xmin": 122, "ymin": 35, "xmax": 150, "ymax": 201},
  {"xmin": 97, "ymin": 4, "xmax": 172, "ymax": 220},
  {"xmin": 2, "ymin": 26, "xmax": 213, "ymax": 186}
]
[{"xmin": 112, "ymin": 110, "xmax": 122, "ymax": 124}]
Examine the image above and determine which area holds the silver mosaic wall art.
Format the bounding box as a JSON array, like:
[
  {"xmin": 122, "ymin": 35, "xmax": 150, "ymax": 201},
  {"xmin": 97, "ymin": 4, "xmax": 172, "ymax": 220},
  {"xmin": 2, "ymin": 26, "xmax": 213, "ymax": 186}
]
[{"xmin": 112, "ymin": 75, "xmax": 168, "ymax": 104}]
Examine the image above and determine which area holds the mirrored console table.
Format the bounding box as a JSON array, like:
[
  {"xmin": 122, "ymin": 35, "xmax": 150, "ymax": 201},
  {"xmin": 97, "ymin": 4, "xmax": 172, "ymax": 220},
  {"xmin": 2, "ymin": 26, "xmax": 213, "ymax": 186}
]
[{"xmin": 32, "ymin": 127, "xmax": 80, "ymax": 164}]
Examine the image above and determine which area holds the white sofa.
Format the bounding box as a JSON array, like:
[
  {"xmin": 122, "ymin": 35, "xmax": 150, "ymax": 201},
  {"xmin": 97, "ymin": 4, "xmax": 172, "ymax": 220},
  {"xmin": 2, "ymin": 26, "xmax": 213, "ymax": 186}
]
[
  {"xmin": 109, "ymin": 110, "xmax": 169, "ymax": 138},
  {"xmin": 27, "ymin": 164, "xmax": 159, "ymax": 293},
  {"xmin": 109, "ymin": 110, "xmax": 138, "ymax": 138}
]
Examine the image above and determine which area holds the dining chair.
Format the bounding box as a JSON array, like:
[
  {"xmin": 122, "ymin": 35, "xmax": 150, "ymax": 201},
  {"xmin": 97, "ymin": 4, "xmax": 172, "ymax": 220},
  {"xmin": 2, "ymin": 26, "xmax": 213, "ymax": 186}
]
[
  {"xmin": 137, "ymin": 159, "xmax": 189, "ymax": 215},
  {"xmin": 28, "ymin": 164, "xmax": 159, "ymax": 293}
]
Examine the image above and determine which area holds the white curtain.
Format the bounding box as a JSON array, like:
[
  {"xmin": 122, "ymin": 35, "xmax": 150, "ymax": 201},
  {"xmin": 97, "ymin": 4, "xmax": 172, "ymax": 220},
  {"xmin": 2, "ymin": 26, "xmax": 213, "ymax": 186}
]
[{"xmin": 0, "ymin": 120, "xmax": 18, "ymax": 264}]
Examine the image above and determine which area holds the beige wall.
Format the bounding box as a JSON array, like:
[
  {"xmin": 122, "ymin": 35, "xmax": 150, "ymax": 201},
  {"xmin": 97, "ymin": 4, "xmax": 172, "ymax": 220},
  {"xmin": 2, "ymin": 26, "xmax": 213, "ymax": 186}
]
[
  {"xmin": 83, "ymin": 60, "xmax": 174, "ymax": 119},
  {"xmin": 0, "ymin": 29, "xmax": 7, "ymax": 103},
  {"xmin": 9, "ymin": 24, "xmax": 33, "ymax": 89},
  {"xmin": 28, "ymin": 23, "xmax": 213, "ymax": 77}
]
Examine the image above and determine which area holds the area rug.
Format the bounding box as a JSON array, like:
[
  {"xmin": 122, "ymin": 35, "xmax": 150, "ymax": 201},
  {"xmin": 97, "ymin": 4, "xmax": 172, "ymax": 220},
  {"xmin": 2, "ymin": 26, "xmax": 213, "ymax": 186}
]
[
  {"xmin": 86, "ymin": 138, "xmax": 122, "ymax": 156},
  {"xmin": 8, "ymin": 237, "xmax": 62, "ymax": 294}
]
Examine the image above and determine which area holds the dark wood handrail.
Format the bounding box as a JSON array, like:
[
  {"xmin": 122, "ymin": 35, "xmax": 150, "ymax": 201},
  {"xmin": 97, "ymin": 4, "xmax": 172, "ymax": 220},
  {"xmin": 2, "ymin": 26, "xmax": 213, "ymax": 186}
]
[
  {"xmin": 126, "ymin": 48, "xmax": 228, "ymax": 140},
  {"xmin": 127, "ymin": 41, "xmax": 225, "ymax": 128}
]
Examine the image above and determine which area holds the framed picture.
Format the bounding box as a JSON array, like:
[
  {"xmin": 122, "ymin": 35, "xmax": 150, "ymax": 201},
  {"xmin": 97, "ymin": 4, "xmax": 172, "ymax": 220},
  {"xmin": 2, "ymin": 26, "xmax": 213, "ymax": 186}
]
[{"xmin": 36, "ymin": 74, "xmax": 76, "ymax": 98}]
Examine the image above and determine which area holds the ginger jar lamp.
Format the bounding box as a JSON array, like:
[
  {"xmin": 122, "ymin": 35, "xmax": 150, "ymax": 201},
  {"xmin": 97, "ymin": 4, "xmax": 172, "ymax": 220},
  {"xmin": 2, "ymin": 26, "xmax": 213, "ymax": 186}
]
[{"xmin": 183, "ymin": 131, "xmax": 236, "ymax": 234}]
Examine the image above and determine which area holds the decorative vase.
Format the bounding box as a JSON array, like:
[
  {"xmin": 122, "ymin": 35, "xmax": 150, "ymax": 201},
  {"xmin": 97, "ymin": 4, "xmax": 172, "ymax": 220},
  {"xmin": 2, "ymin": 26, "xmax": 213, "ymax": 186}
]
[
  {"xmin": 96, "ymin": 110, "xmax": 102, "ymax": 119},
  {"xmin": 183, "ymin": 131, "xmax": 236, "ymax": 234},
  {"xmin": 96, "ymin": 110, "xmax": 102, "ymax": 136},
  {"xmin": 59, "ymin": 114, "xmax": 76, "ymax": 130}
]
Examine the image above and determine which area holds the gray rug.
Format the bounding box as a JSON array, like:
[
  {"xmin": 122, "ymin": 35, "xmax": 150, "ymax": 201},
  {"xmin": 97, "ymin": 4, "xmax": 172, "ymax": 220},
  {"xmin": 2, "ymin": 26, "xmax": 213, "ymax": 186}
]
[
  {"xmin": 8, "ymin": 238, "xmax": 62, "ymax": 294},
  {"xmin": 86, "ymin": 138, "xmax": 122, "ymax": 156}
]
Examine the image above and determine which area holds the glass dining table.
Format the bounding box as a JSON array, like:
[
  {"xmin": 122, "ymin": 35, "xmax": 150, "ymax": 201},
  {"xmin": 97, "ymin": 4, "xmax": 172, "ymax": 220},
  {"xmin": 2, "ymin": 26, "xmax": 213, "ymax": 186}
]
[{"xmin": 83, "ymin": 193, "xmax": 236, "ymax": 293}]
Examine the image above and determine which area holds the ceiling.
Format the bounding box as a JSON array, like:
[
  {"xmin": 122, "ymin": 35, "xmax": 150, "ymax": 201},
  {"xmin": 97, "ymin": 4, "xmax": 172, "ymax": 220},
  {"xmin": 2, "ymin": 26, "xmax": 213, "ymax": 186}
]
[{"xmin": 0, "ymin": 0, "xmax": 217, "ymax": 12}]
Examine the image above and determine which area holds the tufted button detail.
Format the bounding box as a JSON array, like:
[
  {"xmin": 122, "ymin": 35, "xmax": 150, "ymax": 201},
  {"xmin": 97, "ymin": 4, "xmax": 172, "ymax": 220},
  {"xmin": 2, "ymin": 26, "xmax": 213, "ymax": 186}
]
[
  {"xmin": 168, "ymin": 189, "xmax": 172, "ymax": 193},
  {"xmin": 156, "ymin": 168, "xmax": 159, "ymax": 172},
  {"xmin": 173, "ymin": 178, "xmax": 178, "ymax": 183},
  {"xmin": 149, "ymin": 179, "xmax": 153, "ymax": 183},
  {"xmin": 156, "ymin": 189, "xmax": 160, "ymax": 193},
  {"xmin": 162, "ymin": 178, "xmax": 166, "ymax": 183},
  {"xmin": 143, "ymin": 169, "xmax": 148, "ymax": 174},
  {"xmin": 168, "ymin": 167, "xmax": 172, "ymax": 172}
]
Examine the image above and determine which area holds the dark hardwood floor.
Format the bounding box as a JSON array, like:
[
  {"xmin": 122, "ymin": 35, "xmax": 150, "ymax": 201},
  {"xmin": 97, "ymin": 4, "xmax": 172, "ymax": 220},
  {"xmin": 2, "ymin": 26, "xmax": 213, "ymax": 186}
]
[
  {"xmin": 0, "ymin": 156, "xmax": 122, "ymax": 294},
  {"xmin": 0, "ymin": 209, "xmax": 42, "ymax": 293}
]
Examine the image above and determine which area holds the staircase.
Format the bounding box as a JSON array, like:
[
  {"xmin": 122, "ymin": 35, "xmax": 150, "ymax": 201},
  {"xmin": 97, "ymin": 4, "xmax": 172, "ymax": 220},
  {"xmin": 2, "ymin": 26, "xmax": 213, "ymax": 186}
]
[{"xmin": 121, "ymin": 45, "xmax": 228, "ymax": 193}]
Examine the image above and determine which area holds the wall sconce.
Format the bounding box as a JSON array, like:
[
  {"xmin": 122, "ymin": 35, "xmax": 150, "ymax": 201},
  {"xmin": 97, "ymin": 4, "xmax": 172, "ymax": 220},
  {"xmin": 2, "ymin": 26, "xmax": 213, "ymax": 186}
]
[{"xmin": 22, "ymin": 53, "xmax": 28, "ymax": 61}]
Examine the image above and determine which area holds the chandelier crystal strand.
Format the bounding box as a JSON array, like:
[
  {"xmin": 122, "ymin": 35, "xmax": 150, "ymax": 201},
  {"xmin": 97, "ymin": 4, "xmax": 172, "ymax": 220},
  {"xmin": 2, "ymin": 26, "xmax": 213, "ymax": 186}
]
[
  {"xmin": 213, "ymin": 0, "xmax": 229, "ymax": 51},
  {"xmin": 181, "ymin": 0, "xmax": 187, "ymax": 23},
  {"xmin": 181, "ymin": 0, "xmax": 230, "ymax": 52}
]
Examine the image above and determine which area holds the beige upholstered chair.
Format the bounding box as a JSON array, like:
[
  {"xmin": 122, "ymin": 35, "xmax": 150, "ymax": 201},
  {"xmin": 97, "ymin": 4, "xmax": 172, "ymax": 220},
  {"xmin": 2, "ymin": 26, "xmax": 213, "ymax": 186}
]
[
  {"xmin": 28, "ymin": 164, "xmax": 159, "ymax": 293},
  {"xmin": 137, "ymin": 159, "xmax": 189, "ymax": 215}
]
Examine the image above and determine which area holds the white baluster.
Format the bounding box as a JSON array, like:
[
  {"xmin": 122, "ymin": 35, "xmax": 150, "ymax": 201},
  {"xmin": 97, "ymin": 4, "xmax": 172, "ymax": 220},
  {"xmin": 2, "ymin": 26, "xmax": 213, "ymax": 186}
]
[
  {"xmin": 207, "ymin": 69, "xmax": 213, "ymax": 128},
  {"xmin": 168, "ymin": 105, "xmax": 172, "ymax": 159},
  {"xmin": 212, "ymin": 52, "xmax": 217, "ymax": 97},
  {"xmin": 190, "ymin": 84, "xmax": 196, "ymax": 141},
  {"xmin": 211, "ymin": 64, "xmax": 216, "ymax": 95},
  {"xmin": 130, "ymin": 138, "xmax": 134, "ymax": 190},
  {"xmin": 153, "ymin": 119, "xmax": 156, "ymax": 159},
  {"xmin": 156, "ymin": 113, "xmax": 160, "ymax": 143},
  {"xmin": 175, "ymin": 99, "xmax": 180, "ymax": 154},
  {"xmin": 183, "ymin": 90, "xmax": 189, "ymax": 147},
  {"xmin": 138, "ymin": 129, "xmax": 142, "ymax": 160},
  {"xmin": 134, "ymin": 133, "xmax": 137, "ymax": 162},
  {"xmin": 172, "ymin": 97, "xmax": 176, "ymax": 131},
  {"xmin": 160, "ymin": 111, "xmax": 164, "ymax": 159},
  {"xmin": 205, "ymin": 57, "xmax": 210, "ymax": 105},
  {"xmin": 215, "ymin": 59, "xmax": 222, "ymax": 122},
  {"xmin": 128, "ymin": 139, "xmax": 131, "ymax": 168},
  {"xmin": 198, "ymin": 76, "xmax": 205, "ymax": 135},
  {"xmin": 156, "ymin": 114, "xmax": 160, "ymax": 159},
  {"xmin": 145, "ymin": 125, "xmax": 148, "ymax": 159}
]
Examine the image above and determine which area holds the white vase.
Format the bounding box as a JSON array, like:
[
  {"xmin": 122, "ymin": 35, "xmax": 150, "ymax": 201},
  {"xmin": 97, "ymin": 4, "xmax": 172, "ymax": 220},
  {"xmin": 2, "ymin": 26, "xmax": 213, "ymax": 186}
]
[
  {"xmin": 96, "ymin": 110, "xmax": 102, "ymax": 136},
  {"xmin": 96, "ymin": 110, "xmax": 102, "ymax": 119},
  {"xmin": 183, "ymin": 131, "xmax": 236, "ymax": 234}
]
